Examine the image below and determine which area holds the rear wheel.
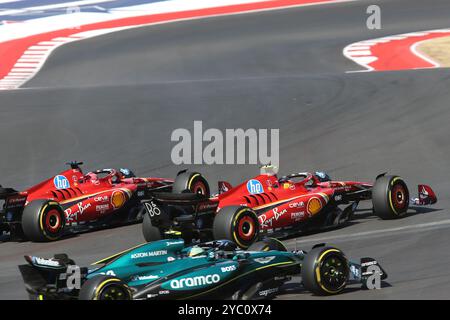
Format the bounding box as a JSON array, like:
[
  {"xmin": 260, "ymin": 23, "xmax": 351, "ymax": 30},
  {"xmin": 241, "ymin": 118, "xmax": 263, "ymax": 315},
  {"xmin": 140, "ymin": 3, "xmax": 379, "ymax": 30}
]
[
  {"xmin": 21, "ymin": 200, "xmax": 65, "ymax": 242},
  {"xmin": 302, "ymin": 246, "xmax": 349, "ymax": 295},
  {"xmin": 172, "ymin": 172, "xmax": 210, "ymax": 197},
  {"xmin": 142, "ymin": 213, "xmax": 162, "ymax": 242},
  {"xmin": 373, "ymin": 175, "xmax": 409, "ymax": 219},
  {"xmin": 213, "ymin": 206, "xmax": 259, "ymax": 249},
  {"xmin": 79, "ymin": 275, "xmax": 132, "ymax": 300},
  {"xmin": 247, "ymin": 238, "xmax": 287, "ymax": 252}
]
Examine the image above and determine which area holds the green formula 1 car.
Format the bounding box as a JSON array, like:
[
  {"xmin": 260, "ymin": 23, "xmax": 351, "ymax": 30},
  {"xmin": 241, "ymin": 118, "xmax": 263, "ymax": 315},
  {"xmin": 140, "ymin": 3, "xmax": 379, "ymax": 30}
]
[{"xmin": 19, "ymin": 238, "xmax": 387, "ymax": 300}]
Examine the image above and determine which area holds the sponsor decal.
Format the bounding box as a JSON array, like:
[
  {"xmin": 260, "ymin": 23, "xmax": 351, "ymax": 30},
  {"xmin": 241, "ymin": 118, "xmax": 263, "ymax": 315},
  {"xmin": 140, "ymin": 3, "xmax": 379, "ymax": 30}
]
[
  {"xmin": 132, "ymin": 275, "xmax": 159, "ymax": 281},
  {"xmin": 166, "ymin": 240, "xmax": 184, "ymax": 247},
  {"xmin": 96, "ymin": 204, "xmax": 109, "ymax": 212},
  {"xmin": 131, "ymin": 250, "xmax": 168, "ymax": 259},
  {"xmin": 307, "ymin": 197, "xmax": 322, "ymax": 215},
  {"xmin": 53, "ymin": 175, "xmax": 70, "ymax": 189},
  {"xmin": 137, "ymin": 190, "xmax": 145, "ymax": 197},
  {"xmin": 289, "ymin": 201, "xmax": 304, "ymax": 209},
  {"xmin": 291, "ymin": 211, "xmax": 305, "ymax": 221},
  {"xmin": 34, "ymin": 257, "xmax": 60, "ymax": 267},
  {"xmin": 254, "ymin": 256, "xmax": 276, "ymax": 264},
  {"xmin": 94, "ymin": 195, "xmax": 108, "ymax": 202},
  {"xmin": 221, "ymin": 265, "xmax": 237, "ymax": 273},
  {"xmin": 145, "ymin": 201, "xmax": 161, "ymax": 217},
  {"xmin": 65, "ymin": 202, "xmax": 91, "ymax": 222},
  {"xmin": 259, "ymin": 207, "xmax": 286, "ymax": 228},
  {"xmin": 247, "ymin": 179, "xmax": 264, "ymax": 195},
  {"xmin": 259, "ymin": 287, "xmax": 278, "ymax": 297},
  {"xmin": 111, "ymin": 190, "xmax": 126, "ymax": 209},
  {"xmin": 6, "ymin": 196, "xmax": 26, "ymax": 209},
  {"xmin": 170, "ymin": 274, "xmax": 221, "ymax": 289}
]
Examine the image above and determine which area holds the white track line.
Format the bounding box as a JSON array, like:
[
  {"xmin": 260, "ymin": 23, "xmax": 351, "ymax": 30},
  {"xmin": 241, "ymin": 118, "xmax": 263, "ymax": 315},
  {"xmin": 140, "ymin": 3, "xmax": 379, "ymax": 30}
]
[
  {"xmin": 286, "ymin": 219, "xmax": 450, "ymax": 245},
  {"xmin": 343, "ymin": 28, "xmax": 450, "ymax": 72},
  {"xmin": 0, "ymin": 0, "xmax": 361, "ymax": 90}
]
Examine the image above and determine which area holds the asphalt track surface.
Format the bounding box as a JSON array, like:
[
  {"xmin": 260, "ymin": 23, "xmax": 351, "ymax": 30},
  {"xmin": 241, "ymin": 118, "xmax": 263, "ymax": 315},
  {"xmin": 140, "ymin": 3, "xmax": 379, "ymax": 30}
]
[{"xmin": 1, "ymin": 0, "xmax": 450, "ymax": 299}]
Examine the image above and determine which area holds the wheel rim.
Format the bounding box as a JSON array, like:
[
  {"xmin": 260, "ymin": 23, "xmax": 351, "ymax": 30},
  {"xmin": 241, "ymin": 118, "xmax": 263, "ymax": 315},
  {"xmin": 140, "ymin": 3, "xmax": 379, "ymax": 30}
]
[
  {"xmin": 391, "ymin": 184, "xmax": 407, "ymax": 211},
  {"xmin": 192, "ymin": 181, "xmax": 207, "ymax": 195},
  {"xmin": 318, "ymin": 254, "xmax": 348, "ymax": 292},
  {"xmin": 237, "ymin": 215, "xmax": 256, "ymax": 241},
  {"xmin": 99, "ymin": 285, "xmax": 129, "ymax": 300},
  {"xmin": 45, "ymin": 209, "xmax": 62, "ymax": 233}
]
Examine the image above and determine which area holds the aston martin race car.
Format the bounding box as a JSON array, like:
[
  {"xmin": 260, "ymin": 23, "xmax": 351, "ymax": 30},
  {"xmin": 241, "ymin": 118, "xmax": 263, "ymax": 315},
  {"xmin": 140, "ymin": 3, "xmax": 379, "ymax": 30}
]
[
  {"xmin": 18, "ymin": 238, "xmax": 387, "ymax": 300},
  {"xmin": 141, "ymin": 166, "xmax": 437, "ymax": 248},
  {"xmin": 0, "ymin": 161, "xmax": 193, "ymax": 242}
]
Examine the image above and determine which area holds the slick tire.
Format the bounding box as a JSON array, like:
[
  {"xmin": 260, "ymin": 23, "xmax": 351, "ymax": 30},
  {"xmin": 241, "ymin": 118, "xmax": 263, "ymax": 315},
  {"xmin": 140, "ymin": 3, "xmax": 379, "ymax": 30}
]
[
  {"xmin": 302, "ymin": 246, "xmax": 349, "ymax": 295},
  {"xmin": 248, "ymin": 238, "xmax": 287, "ymax": 252},
  {"xmin": 79, "ymin": 275, "xmax": 132, "ymax": 300},
  {"xmin": 21, "ymin": 200, "xmax": 65, "ymax": 242},
  {"xmin": 372, "ymin": 175, "xmax": 409, "ymax": 220},
  {"xmin": 213, "ymin": 206, "xmax": 259, "ymax": 249},
  {"xmin": 142, "ymin": 213, "xmax": 162, "ymax": 242},
  {"xmin": 172, "ymin": 172, "xmax": 210, "ymax": 197}
]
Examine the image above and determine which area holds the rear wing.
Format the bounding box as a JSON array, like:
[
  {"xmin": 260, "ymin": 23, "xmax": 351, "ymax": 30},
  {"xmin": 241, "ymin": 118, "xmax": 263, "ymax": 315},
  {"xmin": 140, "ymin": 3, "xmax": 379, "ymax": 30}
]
[
  {"xmin": 0, "ymin": 186, "xmax": 19, "ymax": 200},
  {"xmin": 19, "ymin": 254, "xmax": 86, "ymax": 296},
  {"xmin": 218, "ymin": 181, "xmax": 233, "ymax": 194},
  {"xmin": 412, "ymin": 184, "xmax": 437, "ymax": 205}
]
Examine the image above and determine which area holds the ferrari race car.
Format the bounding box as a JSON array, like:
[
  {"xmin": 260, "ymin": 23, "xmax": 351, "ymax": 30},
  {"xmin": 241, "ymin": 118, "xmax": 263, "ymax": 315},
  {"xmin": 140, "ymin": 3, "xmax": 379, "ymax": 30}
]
[
  {"xmin": 18, "ymin": 238, "xmax": 387, "ymax": 300},
  {"xmin": 0, "ymin": 161, "xmax": 184, "ymax": 242},
  {"xmin": 141, "ymin": 166, "xmax": 437, "ymax": 249}
]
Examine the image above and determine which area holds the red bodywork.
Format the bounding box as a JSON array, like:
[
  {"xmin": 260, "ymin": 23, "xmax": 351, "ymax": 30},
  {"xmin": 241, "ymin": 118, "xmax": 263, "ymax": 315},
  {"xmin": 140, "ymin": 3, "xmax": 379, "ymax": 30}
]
[
  {"xmin": 212, "ymin": 172, "xmax": 372, "ymax": 233},
  {"xmin": 3, "ymin": 165, "xmax": 173, "ymax": 227}
]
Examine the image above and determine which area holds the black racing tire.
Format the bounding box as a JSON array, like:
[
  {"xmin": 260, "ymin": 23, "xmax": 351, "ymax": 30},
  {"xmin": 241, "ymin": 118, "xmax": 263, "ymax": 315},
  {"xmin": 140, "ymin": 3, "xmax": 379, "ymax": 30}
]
[
  {"xmin": 213, "ymin": 206, "xmax": 259, "ymax": 249},
  {"xmin": 172, "ymin": 172, "xmax": 210, "ymax": 198},
  {"xmin": 302, "ymin": 246, "xmax": 349, "ymax": 296},
  {"xmin": 142, "ymin": 213, "xmax": 162, "ymax": 242},
  {"xmin": 247, "ymin": 238, "xmax": 287, "ymax": 252},
  {"xmin": 372, "ymin": 175, "xmax": 409, "ymax": 220},
  {"xmin": 79, "ymin": 275, "xmax": 132, "ymax": 300},
  {"xmin": 21, "ymin": 200, "xmax": 66, "ymax": 242}
]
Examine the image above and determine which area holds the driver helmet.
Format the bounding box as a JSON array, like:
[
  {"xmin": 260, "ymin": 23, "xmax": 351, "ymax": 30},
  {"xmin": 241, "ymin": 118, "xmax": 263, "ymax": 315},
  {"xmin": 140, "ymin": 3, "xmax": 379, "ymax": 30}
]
[
  {"xmin": 119, "ymin": 168, "xmax": 136, "ymax": 178},
  {"xmin": 186, "ymin": 246, "xmax": 206, "ymax": 257},
  {"xmin": 315, "ymin": 171, "xmax": 331, "ymax": 182},
  {"xmin": 85, "ymin": 172, "xmax": 99, "ymax": 183}
]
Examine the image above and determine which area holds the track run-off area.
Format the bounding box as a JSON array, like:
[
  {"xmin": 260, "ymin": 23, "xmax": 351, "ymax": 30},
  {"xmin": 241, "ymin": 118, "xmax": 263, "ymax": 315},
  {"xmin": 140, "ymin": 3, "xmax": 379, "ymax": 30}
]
[{"xmin": 1, "ymin": 0, "xmax": 450, "ymax": 299}]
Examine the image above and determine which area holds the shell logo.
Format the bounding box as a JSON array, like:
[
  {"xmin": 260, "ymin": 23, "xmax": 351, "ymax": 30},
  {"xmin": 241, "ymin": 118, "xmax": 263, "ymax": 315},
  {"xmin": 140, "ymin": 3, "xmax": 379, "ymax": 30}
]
[
  {"xmin": 111, "ymin": 190, "xmax": 126, "ymax": 209},
  {"xmin": 307, "ymin": 197, "xmax": 322, "ymax": 215}
]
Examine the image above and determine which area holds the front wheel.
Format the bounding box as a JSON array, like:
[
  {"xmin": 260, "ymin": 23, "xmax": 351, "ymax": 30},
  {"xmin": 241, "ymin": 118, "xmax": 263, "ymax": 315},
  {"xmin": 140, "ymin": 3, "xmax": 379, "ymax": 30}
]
[
  {"xmin": 301, "ymin": 246, "xmax": 349, "ymax": 295},
  {"xmin": 21, "ymin": 200, "xmax": 66, "ymax": 242},
  {"xmin": 79, "ymin": 275, "xmax": 132, "ymax": 300},
  {"xmin": 213, "ymin": 206, "xmax": 259, "ymax": 249},
  {"xmin": 372, "ymin": 175, "xmax": 409, "ymax": 219}
]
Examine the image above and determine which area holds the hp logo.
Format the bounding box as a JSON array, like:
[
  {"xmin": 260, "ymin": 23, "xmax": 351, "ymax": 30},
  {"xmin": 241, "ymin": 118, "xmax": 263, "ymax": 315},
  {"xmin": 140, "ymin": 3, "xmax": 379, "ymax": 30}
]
[
  {"xmin": 53, "ymin": 175, "xmax": 70, "ymax": 189},
  {"xmin": 247, "ymin": 179, "xmax": 264, "ymax": 194}
]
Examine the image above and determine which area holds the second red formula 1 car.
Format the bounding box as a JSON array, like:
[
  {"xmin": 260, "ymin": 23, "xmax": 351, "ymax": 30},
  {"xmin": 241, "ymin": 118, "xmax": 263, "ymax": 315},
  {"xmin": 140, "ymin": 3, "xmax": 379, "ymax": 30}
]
[
  {"xmin": 0, "ymin": 162, "xmax": 204, "ymax": 242},
  {"xmin": 142, "ymin": 166, "xmax": 437, "ymax": 249}
]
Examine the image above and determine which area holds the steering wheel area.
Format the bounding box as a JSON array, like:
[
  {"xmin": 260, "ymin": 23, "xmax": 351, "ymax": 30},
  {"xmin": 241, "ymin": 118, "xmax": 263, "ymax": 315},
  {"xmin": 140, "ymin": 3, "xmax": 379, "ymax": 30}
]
[
  {"xmin": 278, "ymin": 172, "xmax": 317, "ymax": 187},
  {"xmin": 86, "ymin": 169, "xmax": 121, "ymax": 184}
]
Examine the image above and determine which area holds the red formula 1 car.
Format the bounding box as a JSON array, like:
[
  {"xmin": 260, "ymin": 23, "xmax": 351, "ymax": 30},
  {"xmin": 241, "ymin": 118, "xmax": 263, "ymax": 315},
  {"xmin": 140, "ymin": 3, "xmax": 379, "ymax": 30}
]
[
  {"xmin": 142, "ymin": 166, "xmax": 437, "ymax": 249},
  {"xmin": 0, "ymin": 162, "xmax": 186, "ymax": 242}
]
